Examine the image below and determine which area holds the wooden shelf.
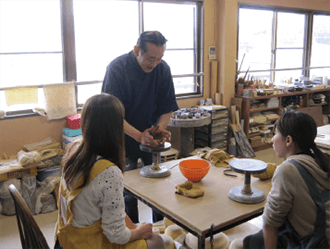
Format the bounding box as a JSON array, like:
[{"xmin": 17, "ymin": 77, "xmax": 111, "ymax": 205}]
[
  {"xmin": 239, "ymin": 88, "xmax": 330, "ymax": 152},
  {"xmin": 241, "ymin": 88, "xmax": 330, "ymax": 100},
  {"xmin": 313, "ymin": 102, "xmax": 328, "ymax": 106},
  {"xmin": 250, "ymin": 107, "xmax": 280, "ymax": 113}
]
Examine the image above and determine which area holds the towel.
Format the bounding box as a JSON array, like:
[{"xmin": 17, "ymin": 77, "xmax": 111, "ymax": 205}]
[
  {"xmin": 5, "ymin": 87, "xmax": 38, "ymax": 106},
  {"xmin": 200, "ymin": 148, "xmax": 234, "ymax": 167},
  {"xmin": 42, "ymin": 83, "xmax": 77, "ymax": 120}
]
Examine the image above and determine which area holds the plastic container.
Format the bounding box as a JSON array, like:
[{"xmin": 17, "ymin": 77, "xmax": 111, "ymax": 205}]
[
  {"xmin": 179, "ymin": 159, "xmax": 210, "ymax": 181},
  {"xmin": 66, "ymin": 114, "xmax": 81, "ymax": 129}
]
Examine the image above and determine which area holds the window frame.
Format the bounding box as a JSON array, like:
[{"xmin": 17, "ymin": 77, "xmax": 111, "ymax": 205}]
[
  {"xmin": 61, "ymin": 0, "xmax": 204, "ymax": 100},
  {"xmin": 0, "ymin": 0, "xmax": 204, "ymax": 118},
  {"xmin": 237, "ymin": 3, "xmax": 330, "ymax": 82}
]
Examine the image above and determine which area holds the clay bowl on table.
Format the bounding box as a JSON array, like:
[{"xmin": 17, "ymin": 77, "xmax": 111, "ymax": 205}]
[{"xmin": 179, "ymin": 159, "xmax": 210, "ymax": 181}]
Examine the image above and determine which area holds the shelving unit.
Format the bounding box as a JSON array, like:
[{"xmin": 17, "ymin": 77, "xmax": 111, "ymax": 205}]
[
  {"xmin": 194, "ymin": 106, "xmax": 229, "ymax": 151},
  {"xmin": 240, "ymin": 88, "xmax": 330, "ymax": 151}
]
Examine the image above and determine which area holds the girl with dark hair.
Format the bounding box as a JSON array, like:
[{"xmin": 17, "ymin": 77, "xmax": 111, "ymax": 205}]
[
  {"xmin": 243, "ymin": 112, "xmax": 330, "ymax": 249},
  {"xmin": 54, "ymin": 94, "xmax": 165, "ymax": 249}
]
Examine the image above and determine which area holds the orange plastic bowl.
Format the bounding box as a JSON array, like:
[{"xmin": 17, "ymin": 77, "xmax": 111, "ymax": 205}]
[{"xmin": 179, "ymin": 159, "xmax": 210, "ymax": 181}]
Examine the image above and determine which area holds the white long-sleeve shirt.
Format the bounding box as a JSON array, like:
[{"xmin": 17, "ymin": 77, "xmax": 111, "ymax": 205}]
[{"xmin": 60, "ymin": 165, "xmax": 131, "ymax": 245}]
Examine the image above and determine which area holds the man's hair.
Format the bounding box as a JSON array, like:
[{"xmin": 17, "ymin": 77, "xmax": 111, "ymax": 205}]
[{"xmin": 136, "ymin": 31, "xmax": 167, "ymax": 54}]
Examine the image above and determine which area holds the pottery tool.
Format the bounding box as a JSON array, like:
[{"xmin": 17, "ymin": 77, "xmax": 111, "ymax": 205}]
[
  {"xmin": 228, "ymin": 159, "xmax": 267, "ymax": 204},
  {"xmin": 139, "ymin": 142, "xmax": 172, "ymax": 178}
]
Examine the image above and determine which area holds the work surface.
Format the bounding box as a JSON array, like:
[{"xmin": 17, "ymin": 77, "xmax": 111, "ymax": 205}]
[
  {"xmin": 316, "ymin": 124, "xmax": 330, "ymax": 155},
  {"xmin": 124, "ymin": 156, "xmax": 272, "ymax": 237}
]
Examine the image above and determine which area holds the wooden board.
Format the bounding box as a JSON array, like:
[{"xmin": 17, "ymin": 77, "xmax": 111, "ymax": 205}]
[
  {"xmin": 211, "ymin": 61, "xmax": 218, "ymax": 100},
  {"xmin": 231, "ymin": 97, "xmax": 243, "ymax": 121}
]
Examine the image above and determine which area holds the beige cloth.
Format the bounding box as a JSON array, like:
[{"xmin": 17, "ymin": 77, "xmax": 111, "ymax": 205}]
[
  {"xmin": 5, "ymin": 87, "xmax": 38, "ymax": 106},
  {"xmin": 200, "ymin": 149, "xmax": 233, "ymax": 167},
  {"xmin": 42, "ymin": 82, "xmax": 76, "ymax": 120}
]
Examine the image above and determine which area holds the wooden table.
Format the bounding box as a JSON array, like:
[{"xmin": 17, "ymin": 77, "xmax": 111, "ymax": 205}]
[
  {"xmin": 124, "ymin": 156, "xmax": 272, "ymax": 248},
  {"xmin": 316, "ymin": 124, "xmax": 330, "ymax": 155}
]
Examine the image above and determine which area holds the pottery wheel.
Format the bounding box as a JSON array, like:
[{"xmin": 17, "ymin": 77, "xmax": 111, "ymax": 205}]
[
  {"xmin": 139, "ymin": 142, "xmax": 172, "ymax": 178},
  {"xmin": 228, "ymin": 159, "xmax": 267, "ymax": 204}
]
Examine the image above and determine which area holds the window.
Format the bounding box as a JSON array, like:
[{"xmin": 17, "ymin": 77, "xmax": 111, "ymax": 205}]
[
  {"xmin": 310, "ymin": 14, "xmax": 330, "ymax": 80},
  {"xmin": 237, "ymin": 5, "xmax": 330, "ymax": 84},
  {"xmin": 0, "ymin": 0, "xmax": 62, "ymax": 113},
  {"xmin": 275, "ymin": 12, "xmax": 306, "ymax": 81},
  {"xmin": 237, "ymin": 8, "xmax": 273, "ymax": 80},
  {"xmin": 0, "ymin": 0, "xmax": 203, "ymax": 116}
]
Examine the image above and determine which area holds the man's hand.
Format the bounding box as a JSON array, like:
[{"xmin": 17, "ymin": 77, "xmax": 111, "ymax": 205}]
[
  {"xmin": 139, "ymin": 126, "xmax": 159, "ymax": 147},
  {"xmin": 153, "ymin": 125, "xmax": 171, "ymax": 145}
]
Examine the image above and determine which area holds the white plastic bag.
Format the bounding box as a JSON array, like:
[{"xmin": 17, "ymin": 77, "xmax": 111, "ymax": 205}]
[
  {"xmin": 35, "ymin": 176, "xmax": 60, "ymax": 214},
  {"xmin": 0, "ymin": 179, "xmax": 21, "ymax": 215}
]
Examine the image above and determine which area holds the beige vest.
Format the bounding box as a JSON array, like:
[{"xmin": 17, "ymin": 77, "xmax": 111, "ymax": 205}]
[{"xmin": 55, "ymin": 159, "xmax": 147, "ymax": 249}]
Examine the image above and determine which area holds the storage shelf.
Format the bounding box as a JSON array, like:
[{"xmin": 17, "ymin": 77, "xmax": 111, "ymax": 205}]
[
  {"xmin": 250, "ymin": 107, "xmax": 279, "ymax": 113},
  {"xmin": 242, "ymin": 88, "xmax": 330, "ymax": 100},
  {"xmin": 238, "ymin": 88, "xmax": 330, "ymax": 152}
]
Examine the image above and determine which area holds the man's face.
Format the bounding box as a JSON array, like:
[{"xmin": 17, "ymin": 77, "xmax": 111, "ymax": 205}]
[{"xmin": 134, "ymin": 43, "xmax": 165, "ymax": 73}]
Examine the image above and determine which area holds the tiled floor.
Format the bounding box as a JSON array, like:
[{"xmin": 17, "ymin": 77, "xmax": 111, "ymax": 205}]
[{"xmin": 0, "ymin": 148, "xmax": 282, "ymax": 248}]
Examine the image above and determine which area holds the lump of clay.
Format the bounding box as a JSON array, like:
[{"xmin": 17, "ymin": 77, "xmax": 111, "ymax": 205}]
[
  {"xmin": 165, "ymin": 224, "xmax": 184, "ymax": 240},
  {"xmin": 185, "ymin": 232, "xmax": 229, "ymax": 249},
  {"xmin": 228, "ymin": 238, "xmax": 244, "ymax": 249},
  {"xmin": 163, "ymin": 216, "xmax": 175, "ymax": 228}
]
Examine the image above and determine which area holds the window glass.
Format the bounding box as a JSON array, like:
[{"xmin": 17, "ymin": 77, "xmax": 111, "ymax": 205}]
[
  {"xmin": 277, "ymin": 12, "xmax": 305, "ymax": 48},
  {"xmin": 274, "ymin": 69, "xmax": 303, "ymax": 84},
  {"xmin": 73, "ymin": 0, "xmax": 139, "ymax": 82},
  {"xmin": 238, "ymin": 8, "xmax": 273, "ymax": 73},
  {"xmin": 311, "ymin": 14, "xmax": 330, "ymax": 78},
  {"xmin": 144, "ymin": 2, "xmax": 197, "ymax": 92},
  {"xmin": 275, "ymin": 12, "xmax": 306, "ymax": 82},
  {"xmin": 0, "ymin": 54, "xmax": 63, "ymax": 88},
  {"xmin": 143, "ymin": 2, "xmax": 195, "ymax": 49},
  {"xmin": 276, "ymin": 49, "xmax": 303, "ymax": 69},
  {"xmin": 174, "ymin": 77, "xmax": 197, "ymax": 95},
  {"xmin": 164, "ymin": 50, "xmax": 194, "ymax": 75},
  {"xmin": 0, "ymin": 0, "xmax": 62, "ymax": 53},
  {"xmin": 0, "ymin": 0, "xmax": 62, "ymax": 88},
  {"xmin": 77, "ymin": 83, "xmax": 102, "ymax": 104},
  {"xmin": 0, "ymin": 0, "xmax": 202, "ymax": 114},
  {"xmin": 238, "ymin": 7, "xmax": 312, "ymax": 84},
  {"xmin": 0, "ymin": 0, "xmax": 62, "ymax": 111}
]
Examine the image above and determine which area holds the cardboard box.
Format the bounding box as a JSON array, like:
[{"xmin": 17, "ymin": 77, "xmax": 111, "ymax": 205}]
[{"xmin": 0, "ymin": 165, "xmax": 38, "ymax": 181}]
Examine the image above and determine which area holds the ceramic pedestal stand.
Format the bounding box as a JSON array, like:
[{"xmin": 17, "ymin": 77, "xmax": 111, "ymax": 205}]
[
  {"xmin": 228, "ymin": 159, "xmax": 267, "ymax": 204},
  {"xmin": 139, "ymin": 142, "xmax": 172, "ymax": 178}
]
